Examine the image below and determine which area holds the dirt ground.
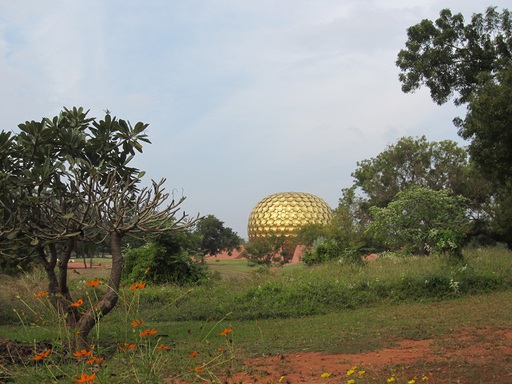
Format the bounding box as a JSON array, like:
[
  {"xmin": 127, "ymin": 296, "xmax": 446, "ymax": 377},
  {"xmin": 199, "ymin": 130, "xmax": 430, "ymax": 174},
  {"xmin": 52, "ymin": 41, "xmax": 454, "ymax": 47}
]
[{"xmin": 218, "ymin": 328, "xmax": 512, "ymax": 383}]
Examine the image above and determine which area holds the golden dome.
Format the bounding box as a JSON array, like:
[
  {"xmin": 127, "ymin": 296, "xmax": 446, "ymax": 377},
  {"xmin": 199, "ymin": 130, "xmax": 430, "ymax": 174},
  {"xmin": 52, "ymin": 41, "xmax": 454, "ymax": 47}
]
[{"xmin": 247, "ymin": 192, "xmax": 333, "ymax": 242}]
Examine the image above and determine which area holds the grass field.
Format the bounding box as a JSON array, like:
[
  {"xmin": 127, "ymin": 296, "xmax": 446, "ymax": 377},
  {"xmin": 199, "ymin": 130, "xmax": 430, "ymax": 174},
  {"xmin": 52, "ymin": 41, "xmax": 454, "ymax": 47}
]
[{"xmin": 0, "ymin": 249, "xmax": 511, "ymax": 383}]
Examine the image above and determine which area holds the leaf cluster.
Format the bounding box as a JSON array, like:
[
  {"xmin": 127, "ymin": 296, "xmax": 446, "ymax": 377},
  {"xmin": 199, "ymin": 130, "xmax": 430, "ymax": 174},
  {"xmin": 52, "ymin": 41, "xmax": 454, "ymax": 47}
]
[{"xmin": 397, "ymin": 7, "xmax": 512, "ymax": 105}]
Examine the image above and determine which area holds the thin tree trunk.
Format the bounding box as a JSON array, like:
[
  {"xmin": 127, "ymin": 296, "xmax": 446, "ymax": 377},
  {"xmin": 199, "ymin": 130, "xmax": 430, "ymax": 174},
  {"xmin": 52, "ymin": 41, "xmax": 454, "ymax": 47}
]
[{"xmin": 75, "ymin": 231, "xmax": 124, "ymax": 349}]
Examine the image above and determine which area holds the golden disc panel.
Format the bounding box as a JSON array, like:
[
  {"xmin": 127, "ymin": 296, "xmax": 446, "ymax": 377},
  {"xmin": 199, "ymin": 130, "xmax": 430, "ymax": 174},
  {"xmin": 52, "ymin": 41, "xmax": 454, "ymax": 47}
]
[{"xmin": 247, "ymin": 192, "xmax": 333, "ymax": 242}]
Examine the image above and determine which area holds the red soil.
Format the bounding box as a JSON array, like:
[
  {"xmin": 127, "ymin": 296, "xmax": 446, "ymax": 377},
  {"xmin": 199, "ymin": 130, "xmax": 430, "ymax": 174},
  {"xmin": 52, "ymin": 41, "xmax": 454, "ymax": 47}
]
[{"xmin": 220, "ymin": 328, "xmax": 512, "ymax": 383}]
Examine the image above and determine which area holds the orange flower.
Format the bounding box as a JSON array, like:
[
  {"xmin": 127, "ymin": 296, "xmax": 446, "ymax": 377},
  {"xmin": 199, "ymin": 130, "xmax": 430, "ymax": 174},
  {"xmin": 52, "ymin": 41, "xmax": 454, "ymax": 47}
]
[
  {"xmin": 74, "ymin": 373, "xmax": 96, "ymax": 383},
  {"xmin": 73, "ymin": 349, "xmax": 93, "ymax": 358},
  {"xmin": 131, "ymin": 319, "xmax": 145, "ymax": 327},
  {"xmin": 195, "ymin": 366, "xmax": 205, "ymax": 373},
  {"xmin": 70, "ymin": 299, "xmax": 84, "ymax": 307},
  {"xmin": 85, "ymin": 278, "xmax": 100, "ymax": 287},
  {"xmin": 139, "ymin": 328, "xmax": 157, "ymax": 337},
  {"xmin": 118, "ymin": 343, "xmax": 137, "ymax": 350},
  {"xmin": 156, "ymin": 344, "xmax": 170, "ymax": 351},
  {"xmin": 86, "ymin": 356, "xmax": 104, "ymax": 365},
  {"xmin": 34, "ymin": 349, "xmax": 51, "ymax": 361},
  {"xmin": 34, "ymin": 291, "xmax": 49, "ymax": 298},
  {"xmin": 130, "ymin": 281, "xmax": 147, "ymax": 290},
  {"xmin": 218, "ymin": 347, "xmax": 225, "ymax": 353},
  {"xmin": 189, "ymin": 351, "xmax": 198, "ymax": 358},
  {"xmin": 220, "ymin": 327, "xmax": 233, "ymax": 336}
]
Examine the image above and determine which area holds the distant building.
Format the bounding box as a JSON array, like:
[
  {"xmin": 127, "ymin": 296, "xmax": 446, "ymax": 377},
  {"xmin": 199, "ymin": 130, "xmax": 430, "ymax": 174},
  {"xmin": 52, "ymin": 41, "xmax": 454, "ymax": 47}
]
[{"xmin": 247, "ymin": 192, "xmax": 333, "ymax": 242}]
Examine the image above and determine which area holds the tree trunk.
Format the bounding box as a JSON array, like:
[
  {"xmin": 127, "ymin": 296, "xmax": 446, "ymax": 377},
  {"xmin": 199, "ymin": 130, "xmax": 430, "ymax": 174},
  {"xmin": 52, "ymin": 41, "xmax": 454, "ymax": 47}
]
[{"xmin": 75, "ymin": 231, "xmax": 124, "ymax": 349}]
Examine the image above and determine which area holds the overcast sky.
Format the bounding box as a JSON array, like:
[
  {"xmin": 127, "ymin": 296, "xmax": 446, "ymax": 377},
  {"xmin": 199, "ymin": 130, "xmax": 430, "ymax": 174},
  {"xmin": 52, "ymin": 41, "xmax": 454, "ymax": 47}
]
[{"xmin": 1, "ymin": 1, "xmax": 509, "ymax": 239}]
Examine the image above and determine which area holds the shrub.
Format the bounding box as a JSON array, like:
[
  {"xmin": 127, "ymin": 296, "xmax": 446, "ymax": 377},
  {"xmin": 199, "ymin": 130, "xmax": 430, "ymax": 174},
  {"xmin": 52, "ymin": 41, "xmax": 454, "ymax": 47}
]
[{"xmin": 124, "ymin": 240, "xmax": 208, "ymax": 286}]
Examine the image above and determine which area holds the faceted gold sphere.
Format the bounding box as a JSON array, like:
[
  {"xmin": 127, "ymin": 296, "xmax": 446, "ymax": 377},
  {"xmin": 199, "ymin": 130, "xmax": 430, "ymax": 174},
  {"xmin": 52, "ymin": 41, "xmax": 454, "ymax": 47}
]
[{"xmin": 247, "ymin": 192, "xmax": 333, "ymax": 242}]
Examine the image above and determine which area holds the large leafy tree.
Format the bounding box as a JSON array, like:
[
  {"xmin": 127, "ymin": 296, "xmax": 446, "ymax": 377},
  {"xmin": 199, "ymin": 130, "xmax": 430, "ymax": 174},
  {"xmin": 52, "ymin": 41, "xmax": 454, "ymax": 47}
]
[
  {"xmin": 396, "ymin": 6, "xmax": 512, "ymax": 106},
  {"xmin": 454, "ymin": 66, "xmax": 512, "ymax": 185},
  {"xmin": 0, "ymin": 107, "xmax": 199, "ymax": 348},
  {"xmin": 350, "ymin": 136, "xmax": 474, "ymax": 208},
  {"xmin": 194, "ymin": 214, "xmax": 242, "ymax": 256},
  {"xmin": 396, "ymin": 7, "xmax": 512, "ymax": 246},
  {"xmin": 366, "ymin": 186, "xmax": 470, "ymax": 257}
]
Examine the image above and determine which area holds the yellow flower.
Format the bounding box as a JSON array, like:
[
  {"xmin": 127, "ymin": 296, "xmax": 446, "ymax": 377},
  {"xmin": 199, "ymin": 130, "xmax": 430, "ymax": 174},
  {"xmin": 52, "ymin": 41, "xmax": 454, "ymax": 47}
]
[
  {"xmin": 358, "ymin": 370, "xmax": 365, "ymax": 376},
  {"xmin": 408, "ymin": 380, "xmax": 416, "ymax": 384},
  {"xmin": 347, "ymin": 366, "xmax": 357, "ymax": 376},
  {"xmin": 421, "ymin": 376, "xmax": 429, "ymax": 382},
  {"xmin": 321, "ymin": 372, "xmax": 331, "ymax": 378},
  {"xmin": 387, "ymin": 377, "xmax": 396, "ymax": 383},
  {"xmin": 347, "ymin": 380, "xmax": 356, "ymax": 384},
  {"xmin": 279, "ymin": 376, "xmax": 286, "ymax": 382}
]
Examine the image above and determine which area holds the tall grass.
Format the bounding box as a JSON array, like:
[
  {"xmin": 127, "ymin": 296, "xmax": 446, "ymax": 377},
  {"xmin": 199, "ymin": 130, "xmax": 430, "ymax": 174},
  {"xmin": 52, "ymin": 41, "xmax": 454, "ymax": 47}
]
[
  {"xmin": 116, "ymin": 247, "xmax": 512, "ymax": 322},
  {"xmin": 3, "ymin": 248, "xmax": 510, "ymax": 327}
]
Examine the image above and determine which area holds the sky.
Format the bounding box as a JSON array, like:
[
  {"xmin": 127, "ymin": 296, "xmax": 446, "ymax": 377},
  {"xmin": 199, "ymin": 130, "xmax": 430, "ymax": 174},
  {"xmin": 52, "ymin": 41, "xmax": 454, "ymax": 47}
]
[{"xmin": 1, "ymin": 1, "xmax": 509, "ymax": 239}]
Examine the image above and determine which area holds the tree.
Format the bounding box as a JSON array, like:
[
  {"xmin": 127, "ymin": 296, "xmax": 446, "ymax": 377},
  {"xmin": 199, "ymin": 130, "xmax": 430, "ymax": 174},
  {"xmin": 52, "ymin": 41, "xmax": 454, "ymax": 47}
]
[
  {"xmin": 0, "ymin": 107, "xmax": 200, "ymax": 348},
  {"xmin": 397, "ymin": 7, "xmax": 512, "ymax": 246},
  {"xmin": 350, "ymin": 136, "xmax": 472, "ymax": 208},
  {"xmin": 242, "ymin": 235, "xmax": 289, "ymax": 266},
  {"xmin": 366, "ymin": 186, "xmax": 470, "ymax": 257},
  {"xmin": 454, "ymin": 66, "xmax": 512, "ymax": 186},
  {"xmin": 397, "ymin": 7, "xmax": 512, "ymax": 106},
  {"xmin": 194, "ymin": 214, "xmax": 242, "ymax": 256}
]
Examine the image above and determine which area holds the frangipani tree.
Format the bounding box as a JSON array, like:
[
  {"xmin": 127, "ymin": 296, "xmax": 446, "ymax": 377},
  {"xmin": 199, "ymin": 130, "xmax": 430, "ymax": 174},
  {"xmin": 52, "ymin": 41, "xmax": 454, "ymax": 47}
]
[{"xmin": 0, "ymin": 107, "xmax": 200, "ymax": 347}]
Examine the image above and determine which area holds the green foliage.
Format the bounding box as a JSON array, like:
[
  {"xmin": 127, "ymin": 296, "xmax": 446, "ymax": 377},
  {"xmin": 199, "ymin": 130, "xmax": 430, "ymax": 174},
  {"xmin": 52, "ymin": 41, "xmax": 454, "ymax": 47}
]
[
  {"xmin": 455, "ymin": 66, "xmax": 512, "ymax": 186},
  {"xmin": 398, "ymin": 9, "xmax": 512, "ymax": 247},
  {"xmin": 332, "ymin": 187, "xmax": 368, "ymax": 245},
  {"xmin": 129, "ymin": 248, "xmax": 512, "ymax": 322},
  {"xmin": 194, "ymin": 214, "xmax": 242, "ymax": 256},
  {"xmin": 0, "ymin": 106, "xmax": 199, "ymax": 345},
  {"xmin": 301, "ymin": 237, "xmax": 342, "ymax": 265},
  {"xmin": 397, "ymin": 6, "xmax": 512, "ymax": 106},
  {"xmin": 366, "ymin": 186, "xmax": 470, "ymax": 256},
  {"xmin": 124, "ymin": 231, "xmax": 208, "ymax": 286},
  {"xmin": 351, "ymin": 136, "xmax": 472, "ymax": 209},
  {"xmin": 242, "ymin": 235, "xmax": 290, "ymax": 266},
  {"xmin": 295, "ymin": 223, "xmax": 333, "ymax": 247}
]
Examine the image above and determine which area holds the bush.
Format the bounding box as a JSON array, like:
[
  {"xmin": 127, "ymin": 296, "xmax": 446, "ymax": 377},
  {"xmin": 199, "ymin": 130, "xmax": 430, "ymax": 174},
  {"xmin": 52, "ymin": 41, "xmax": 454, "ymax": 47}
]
[
  {"xmin": 124, "ymin": 240, "xmax": 208, "ymax": 286},
  {"xmin": 302, "ymin": 237, "xmax": 342, "ymax": 265}
]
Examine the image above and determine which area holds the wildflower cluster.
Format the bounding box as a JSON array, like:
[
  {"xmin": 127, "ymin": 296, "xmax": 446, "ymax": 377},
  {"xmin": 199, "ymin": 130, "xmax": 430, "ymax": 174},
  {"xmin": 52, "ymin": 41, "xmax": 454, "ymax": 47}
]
[
  {"xmin": 345, "ymin": 365, "xmax": 366, "ymax": 383},
  {"xmin": 24, "ymin": 279, "xmax": 235, "ymax": 383}
]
